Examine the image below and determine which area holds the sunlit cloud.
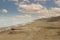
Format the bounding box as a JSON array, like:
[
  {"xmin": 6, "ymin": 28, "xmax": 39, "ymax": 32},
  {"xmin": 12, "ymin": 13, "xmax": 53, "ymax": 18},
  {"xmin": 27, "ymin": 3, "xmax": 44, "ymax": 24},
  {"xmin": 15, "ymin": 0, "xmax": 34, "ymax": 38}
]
[
  {"xmin": 18, "ymin": 3, "xmax": 48, "ymax": 14},
  {"xmin": 49, "ymin": 7, "xmax": 60, "ymax": 14},
  {"xmin": 55, "ymin": 0, "xmax": 60, "ymax": 6},
  {"xmin": 0, "ymin": 14, "xmax": 32, "ymax": 21},
  {"xmin": 38, "ymin": 7, "xmax": 60, "ymax": 18},
  {"xmin": 2, "ymin": 9, "xmax": 8, "ymax": 14},
  {"xmin": 0, "ymin": 0, "xmax": 60, "ymax": 27},
  {"xmin": 37, "ymin": 0, "xmax": 47, "ymax": 1},
  {"xmin": 8, "ymin": 0, "xmax": 18, "ymax": 2},
  {"xmin": 12, "ymin": 14, "xmax": 32, "ymax": 21}
]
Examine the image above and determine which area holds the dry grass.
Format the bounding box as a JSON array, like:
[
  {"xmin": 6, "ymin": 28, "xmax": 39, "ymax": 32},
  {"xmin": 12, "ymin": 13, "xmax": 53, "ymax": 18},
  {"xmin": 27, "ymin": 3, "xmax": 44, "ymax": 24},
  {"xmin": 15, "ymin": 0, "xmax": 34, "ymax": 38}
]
[{"xmin": 0, "ymin": 16, "xmax": 60, "ymax": 40}]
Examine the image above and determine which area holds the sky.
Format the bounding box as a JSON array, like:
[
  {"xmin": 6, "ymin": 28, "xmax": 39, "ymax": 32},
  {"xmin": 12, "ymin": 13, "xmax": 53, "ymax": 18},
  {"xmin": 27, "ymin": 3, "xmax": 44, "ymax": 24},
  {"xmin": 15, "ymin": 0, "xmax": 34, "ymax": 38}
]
[{"xmin": 0, "ymin": 0, "xmax": 60, "ymax": 27}]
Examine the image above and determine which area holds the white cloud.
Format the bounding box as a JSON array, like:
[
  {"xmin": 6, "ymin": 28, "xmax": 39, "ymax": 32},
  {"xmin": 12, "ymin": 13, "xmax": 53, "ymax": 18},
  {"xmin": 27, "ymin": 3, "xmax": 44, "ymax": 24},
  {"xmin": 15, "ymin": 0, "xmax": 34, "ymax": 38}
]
[
  {"xmin": 12, "ymin": 14, "xmax": 32, "ymax": 20},
  {"xmin": 55, "ymin": 0, "xmax": 60, "ymax": 6},
  {"xmin": 8, "ymin": 0, "xmax": 49, "ymax": 14},
  {"xmin": 38, "ymin": 7, "xmax": 60, "ymax": 18},
  {"xmin": 0, "ymin": 14, "xmax": 32, "ymax": 23},
  {"xmin": 18, "ymin": 3, "xmax": 48, "ymax": 14},
  {"xmin": 2, "ymin": 9, "xmax": 8, "ymax": 13},
  {"xmin": 7, "ymin": 0, "xmax": 60, "ymax": 17},
  {"xmin": 18, "ymin": 3, "xmax": 60, "ymax": 16},
  {"xmin": 20, "ymin": 0, "xmax": 48, "ymax": 2},
  {"xmin": 8, "ymin": 0, "xmax": 18, "ymax": 2},
  {"xmin": 0, "ymin": 14, "xmax": 32, "ymax": 27},
  {"xmin": 38, "ymin": 13, "xmax": 60, "ymax": 19},
  {"xmin": 0, "ymin": 17, "xmax": 10, "ymax": 22},
  {"xmin": 3, "ymin": 0, "xmax": 18, "ymax": 2},
  {"xmin": 23, "ymin": 0, "xmax": 28, "ymax": 1},
  {"xmin": 43, "ymin": 7, "xmax": 60, "ymax": 17},
  {"xmin": 49, "ymin": 7, "xmax": 60, "ymax": 14},
  {"xmin": 35, "ymin": 0, "xmax": 48, "ymax": 2}
]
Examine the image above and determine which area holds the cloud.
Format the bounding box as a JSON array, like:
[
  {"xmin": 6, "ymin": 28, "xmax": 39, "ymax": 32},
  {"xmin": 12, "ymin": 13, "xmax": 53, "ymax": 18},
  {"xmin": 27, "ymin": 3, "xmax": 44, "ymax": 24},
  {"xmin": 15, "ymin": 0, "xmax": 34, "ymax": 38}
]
[
  {"xmin": 12, "ymin": 14, "xmax": 32, "ymax": 20},
  {"xmin": 0, "ymin": 14, "xmax": 32, "ymax": 23},
  {"xmin": 18, "ymin": 3, "xmax": 49, "ymax": 14},
  {"xmin": 37, "ymin": 7, "xmax": 60, "ymax": 19},
  {"xmin": 17, "ymin": 15, "xmax": 32, "ymax": 18},
  {"xmin": 49, "ymin": 7, "xmax": 60, "ymax": 14},
  {"xmin": 6, "ymin": 0, "xmax": 60, "ymax": 17},
  {"xmin": 23, "ymin": 0, "xmax": 28, "ymax": 1},
  {"xmin": 18, "ymin": 3, "xmax": 60, "ymax": 16},
  {"xmin": 55, "ymin": 0, "xmax": 60, "ymax": 6},
  {"xmin": 0, "ymin": 14, "xmax": 32, "ymax": 27},
  {"xmin": 35, "ymin": 0, "xmax": 48, "ymax": 2},
  {"xmin": 23, "ymin": 0, "xmax": 48, "ymax": 2},
  {"xmin": 2, "ymin": 9, "xmax": 8, "ymax": 13},
  {"xmin": 8, "ymin": 0, "xmax": 18, "ymax": 2},
  {"xmin": 38, "ymin": 13, "xmax": 60, "ymax": 19},
  {"xmin": 44, "ymin": 7, "xmax": 60, "ymax": 17},
  {"xmin": 8, "ymin": 0, "xmax": 49, "ymax": 14},
  {"xmin": 3, "ymin": 0, "xmax": 18, "ymax": 2},
  {"xmin": 0, "ymin": 17, "xmax": 9, "ymax": 22}
]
